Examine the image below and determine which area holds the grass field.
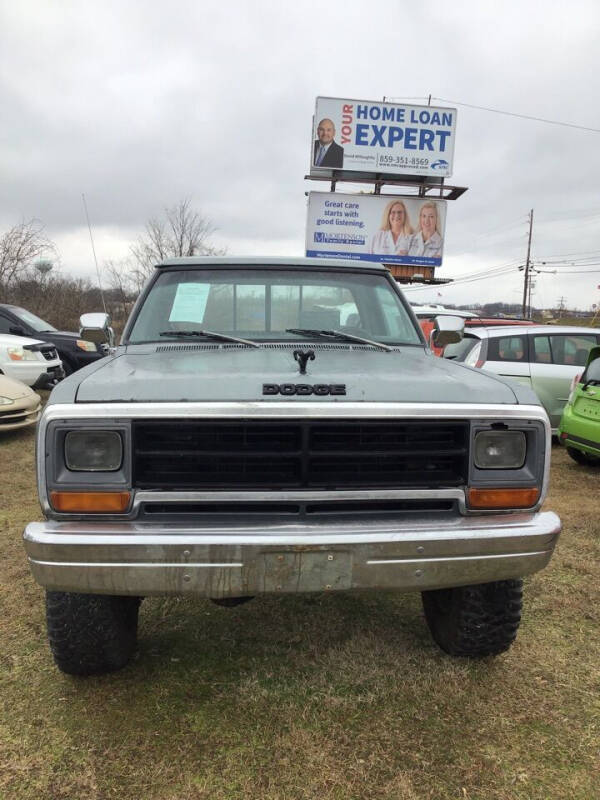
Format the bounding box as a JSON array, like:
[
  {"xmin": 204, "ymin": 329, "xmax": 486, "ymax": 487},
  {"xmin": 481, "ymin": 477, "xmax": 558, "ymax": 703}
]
[{"xmin": 1, "ymin": 421, "xmax": 599, "ymax": 800}]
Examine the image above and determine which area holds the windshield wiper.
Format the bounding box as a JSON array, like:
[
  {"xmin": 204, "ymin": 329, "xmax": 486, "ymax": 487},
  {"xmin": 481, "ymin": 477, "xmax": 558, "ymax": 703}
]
[
  {"xmin": 285, "ymin": 328, "xmax": 393, "ymax": 352},
  {"xmin": 159, "ymin": 329, "xmax": 260, "ymax": 348}
]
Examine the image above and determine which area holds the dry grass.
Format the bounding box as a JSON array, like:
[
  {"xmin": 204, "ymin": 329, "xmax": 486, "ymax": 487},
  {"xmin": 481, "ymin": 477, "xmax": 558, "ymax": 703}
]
[{"xmin": 1, "ymin": 421, "xmax": 598, "ymax": 800}]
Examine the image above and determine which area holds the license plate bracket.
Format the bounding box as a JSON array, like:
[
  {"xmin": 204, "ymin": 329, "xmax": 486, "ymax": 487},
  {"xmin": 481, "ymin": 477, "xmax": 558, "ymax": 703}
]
[{"xmin": 262, "ymin": 550, "xmax": 352, "ymax": 593}]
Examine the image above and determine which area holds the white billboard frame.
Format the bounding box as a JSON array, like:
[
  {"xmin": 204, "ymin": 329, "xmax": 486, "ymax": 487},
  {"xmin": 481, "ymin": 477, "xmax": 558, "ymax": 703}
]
[{"xmin": 310, "ymin": 96, "xmax": 457, "ymax": 179}]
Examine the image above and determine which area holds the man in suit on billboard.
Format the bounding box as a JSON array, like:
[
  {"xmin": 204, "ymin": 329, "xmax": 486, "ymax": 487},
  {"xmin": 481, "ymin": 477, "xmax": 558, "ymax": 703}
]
[{"xmin": 313, "ymin": 118, "xmax": 344, "ymax": 169}]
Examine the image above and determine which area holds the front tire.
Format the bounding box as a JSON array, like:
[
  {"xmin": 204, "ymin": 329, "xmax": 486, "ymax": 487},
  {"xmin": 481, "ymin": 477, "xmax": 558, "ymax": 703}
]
[
  {"xmin": 46, "ymin": 591, "xmax": 141, "ymax": 675},
  {"xmin": 421, "ymin": 579, "xmax": 523, "ymax": 657}
]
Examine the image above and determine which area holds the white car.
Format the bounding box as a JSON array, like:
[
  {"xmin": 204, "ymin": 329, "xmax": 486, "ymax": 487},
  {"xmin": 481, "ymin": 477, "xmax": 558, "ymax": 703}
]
[
  {"xmin": 443, "ymin": 324, "xmax": 600, "ymax": 430},
  {"xmin": 0, "ymin": 333, "xmax": 64, "ymax": 389}
]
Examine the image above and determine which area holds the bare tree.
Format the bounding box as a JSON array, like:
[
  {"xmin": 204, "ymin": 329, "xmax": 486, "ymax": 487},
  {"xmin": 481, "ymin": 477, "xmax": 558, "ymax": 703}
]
[
  {"xmin": 0, "ymin": 219, "xmax": 57, "ymax": 296},
  {"xmin": 9, "ymin": 272, "xmax": 103, "ymax": 332},
  {"xmin": 129, "ymin": 199, "xmax": 224, "ymax": 285},
  {"xmin": 104, "ymin": 258, "xmax": 140, "ymax": 328}
]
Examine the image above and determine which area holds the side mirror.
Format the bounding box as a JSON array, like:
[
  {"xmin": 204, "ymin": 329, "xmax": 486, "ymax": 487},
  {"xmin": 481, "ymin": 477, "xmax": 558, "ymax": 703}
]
[
  {"xmin": 9, "ymin": 325, "xmax": 25, "ymax": 336},
  {"xmin": 80, "ymin": 312, "xmax": 115, "ymax": 347},
  {"xmin": 431, "ymin": 315, "xmax": 464, "ymax": 348}
]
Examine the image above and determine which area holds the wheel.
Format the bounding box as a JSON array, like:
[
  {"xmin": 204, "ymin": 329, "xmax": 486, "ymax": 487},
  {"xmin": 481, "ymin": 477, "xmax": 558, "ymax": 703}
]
[
  {"xmin": 421, "ymin": 579, "xmax": 523, "ymax": 657},
  {"xmin": 46, "ymin": 591, "xmax": 141, "ymax": 675},
  {"xmin": 567, "ymin": 447, "xmax": 600, "ymax": 466}
]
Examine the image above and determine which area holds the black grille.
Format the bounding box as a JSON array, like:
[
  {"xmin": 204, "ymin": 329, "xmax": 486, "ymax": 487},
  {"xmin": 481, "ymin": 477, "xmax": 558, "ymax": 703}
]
[
  {"xmin": 132, "ymin": 420, "xmax": 469, "ymax": 490},
  {"xmin": 41, "ymin": 347, "xmax": 57, "ymax": 361},
  {"xmin": 142, "ymin": 500, "xmax": 454, "ymax": 515}
]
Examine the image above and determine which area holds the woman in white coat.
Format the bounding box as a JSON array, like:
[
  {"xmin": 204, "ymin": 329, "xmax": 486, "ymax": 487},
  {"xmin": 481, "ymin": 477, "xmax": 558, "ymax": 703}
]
[
  {"xmin": 370, "ymin": 200, "xmax": 413, "ymax": 256},
  {"xmin": 408, "ymin": 202, "xmax": 443, "ymax": 258}
]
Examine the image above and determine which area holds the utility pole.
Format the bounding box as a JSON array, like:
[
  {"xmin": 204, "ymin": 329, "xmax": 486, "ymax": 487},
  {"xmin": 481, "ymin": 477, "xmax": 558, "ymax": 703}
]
[{"xmin": 521, "ymin": 209, "xmax": 534, "ymax": 318}]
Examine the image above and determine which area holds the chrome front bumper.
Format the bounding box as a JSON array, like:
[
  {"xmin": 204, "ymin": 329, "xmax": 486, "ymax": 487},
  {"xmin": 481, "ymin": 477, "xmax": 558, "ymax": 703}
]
[{"xmin": 24, "ymin": 511, "xmax": 561, "ymax": 597}]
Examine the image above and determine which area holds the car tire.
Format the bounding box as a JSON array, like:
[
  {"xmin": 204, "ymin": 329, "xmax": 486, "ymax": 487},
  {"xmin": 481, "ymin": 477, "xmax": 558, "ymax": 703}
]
[
  {"xmin": 566, "ymin": 447, "xmax": 600, "ymax": 466},
  {"xmin": 46, "ymin": 591, "xmax": 141, "ymax": 675},
  {"xmin": 421, "ymin": 579, "xmax": 523, "ymax": 657}
]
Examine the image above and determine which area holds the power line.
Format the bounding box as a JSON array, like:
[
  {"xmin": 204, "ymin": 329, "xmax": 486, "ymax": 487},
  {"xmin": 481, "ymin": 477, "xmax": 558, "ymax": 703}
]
[
  {"xmin": 460, "ymin": 217, "xmax": 528, "ymax": 244},
  {"xmin": 430, "ymin": 97, "xmax": 600, "ymax": 134},
  {"xmin": 536, "ymin": 248, "xmax": 600, "ymax": 259},
  {"xmin": 403, "ymin": 264, "xmax": 520, "ymax": 291},
  {"xmin": 450, "ymin": 259, "xmax": 522, "ymax": 278},
  {"xmin": 536, "ymin": 208, "xmax": 600, "ymax": 225},
  {"xmin": 537, "ymin": 261, "xmax": 600, "ymax": 268},
  {"xmin": 536, "ymin": 268, "xmax": 600, "ymax": 274},
  {"xmin": 449, "ymin": 267, "xmax": 520, "ymax": 284}
]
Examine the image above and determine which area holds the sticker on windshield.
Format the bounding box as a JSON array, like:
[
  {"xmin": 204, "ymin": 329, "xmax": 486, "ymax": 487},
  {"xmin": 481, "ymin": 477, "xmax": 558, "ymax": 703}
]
[{"xmin": 169, "ymin": 283, "xmax": 210, "ymax": 323}]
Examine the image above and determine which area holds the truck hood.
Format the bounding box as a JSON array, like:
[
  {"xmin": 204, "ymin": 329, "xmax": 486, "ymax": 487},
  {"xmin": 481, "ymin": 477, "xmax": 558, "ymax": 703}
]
[{"xmin": 65, "ymin": 343, "xmax": 527, "ymax": 405}]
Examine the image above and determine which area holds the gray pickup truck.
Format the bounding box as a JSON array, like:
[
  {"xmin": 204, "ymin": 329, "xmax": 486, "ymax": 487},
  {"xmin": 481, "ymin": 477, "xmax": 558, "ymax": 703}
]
[{"xmin": 24, "ymin": 257, "xmax": 561, "ymax": 675}]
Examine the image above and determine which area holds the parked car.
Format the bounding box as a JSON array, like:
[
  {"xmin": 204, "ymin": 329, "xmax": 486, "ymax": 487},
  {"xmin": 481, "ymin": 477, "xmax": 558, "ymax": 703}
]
[
  {"xmin": 443, "ymin": 325, "xmax": 600, "ymax": 430},
  {"xmin": 558, "ymin": 346, "xmax": 600, "ymax": 465},
  {"xmin": 24, "ymin": 257, "xmax": 560, "ymax": 675},
  {"xmin": 0, "ymin": 374, "xmax": 42, "ymax": 432},
  {"xmin": 0, "ymin": 332, "xmax": 64, "ymax": 389},
  {"xmin": 0, "ymin": 304, "xmax": 108, "ymax": 375}
]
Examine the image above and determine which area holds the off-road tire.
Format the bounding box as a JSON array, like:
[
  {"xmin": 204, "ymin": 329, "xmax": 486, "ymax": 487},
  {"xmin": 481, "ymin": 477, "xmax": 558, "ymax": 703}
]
[
  {"xmin": 421, "ymin": 579, "xmax": 523, "ymax": 657},
  {"xmin": 46, "ymin": 591, "xmax": 141, "ymax": 675},
  {"xmin": 567, "ymin": 446, "xmax": 600, "ymax": 466}
]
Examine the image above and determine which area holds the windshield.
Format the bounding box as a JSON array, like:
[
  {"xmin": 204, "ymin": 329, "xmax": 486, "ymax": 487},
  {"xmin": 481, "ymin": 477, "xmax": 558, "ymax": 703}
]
[
  {"xmin": 13, "ymin": 307, "xmax": 57, "ymax": 332},
  {"xmin": 127, "ymin": 268, "xmax": 422, "ymax": 346}
]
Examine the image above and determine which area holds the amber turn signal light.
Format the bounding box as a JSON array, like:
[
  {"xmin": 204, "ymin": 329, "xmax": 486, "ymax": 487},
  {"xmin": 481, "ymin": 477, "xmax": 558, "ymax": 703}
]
[
  {"xmin": 50, "ymin": 491, "xmax": 131, "ymax": 513},
  {"xmin": 467, "ymin": 487, "xmax": 540, "ymax": 510}
]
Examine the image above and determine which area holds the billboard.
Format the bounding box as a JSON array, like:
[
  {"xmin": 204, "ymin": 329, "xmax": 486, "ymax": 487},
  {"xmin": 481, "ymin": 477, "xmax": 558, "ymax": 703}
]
[
  {"xmin": 305, "ymin": 192, "xmax": 447, "ymax": 268},
  {"xmin": 311, "ymin": 96, "xmax": 456, "ymax": 178}
]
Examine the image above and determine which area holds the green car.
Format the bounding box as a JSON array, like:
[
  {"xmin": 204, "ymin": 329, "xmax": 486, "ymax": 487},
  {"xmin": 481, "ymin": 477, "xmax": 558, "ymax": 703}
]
[{"xmin": 558, "ymin": 346, "xmax": 600, "ymax": 465}]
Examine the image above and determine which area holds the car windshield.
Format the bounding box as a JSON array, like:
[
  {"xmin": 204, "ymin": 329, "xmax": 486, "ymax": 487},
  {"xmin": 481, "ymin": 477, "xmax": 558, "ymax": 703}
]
[
  {"xmin": 127, "ymin": 268, "xmax": 423, "ymax": 346},
  {"xmin": 13, "ymin": 307, "xmax": 57, "ymax": 332}
]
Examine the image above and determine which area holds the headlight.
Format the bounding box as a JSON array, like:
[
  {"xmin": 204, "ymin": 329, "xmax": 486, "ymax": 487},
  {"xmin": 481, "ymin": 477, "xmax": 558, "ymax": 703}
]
[
  {"xmin": 474, "ymin": 431, "xmax": 526, "ymax": 469},
  {"xmin": 0, "ymin": 396, "xmax": 15, "ymax": 405},
  {"xmin": 7, "ymin": 347, "xmax": 38, "ymax": 361},
  {"xmin": 76, "ymin": 339, "xmax": 97, "ymax": 352},
  {"xmin": 65, "ymin": 430, "xmax": 123, "ymax": 471}
]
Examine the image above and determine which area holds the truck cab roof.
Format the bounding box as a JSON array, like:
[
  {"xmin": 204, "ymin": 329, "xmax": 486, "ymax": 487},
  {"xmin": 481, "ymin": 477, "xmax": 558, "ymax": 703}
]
[{"xmin": 156, "ymin": 256, "xmax": 389, "ymax": 271}]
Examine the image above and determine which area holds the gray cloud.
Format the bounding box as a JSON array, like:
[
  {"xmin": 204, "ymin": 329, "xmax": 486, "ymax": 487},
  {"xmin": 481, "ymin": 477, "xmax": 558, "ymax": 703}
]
[{"xmin": 1, "ymin": 0, "xmax": 600, "ymax": 309}]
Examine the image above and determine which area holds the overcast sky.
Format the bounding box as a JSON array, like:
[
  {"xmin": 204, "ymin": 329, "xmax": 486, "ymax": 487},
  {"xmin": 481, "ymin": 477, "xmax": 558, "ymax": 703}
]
[{"xmin": 2, "ymin": 0, "xmax": 600, "ymax": 311}]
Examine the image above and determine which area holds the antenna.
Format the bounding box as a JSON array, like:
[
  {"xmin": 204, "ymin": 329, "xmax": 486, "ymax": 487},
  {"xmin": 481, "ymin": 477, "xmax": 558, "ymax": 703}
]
[{"xmin": 82, "ymin": 193, "xmax": 108, "ymax": 314}]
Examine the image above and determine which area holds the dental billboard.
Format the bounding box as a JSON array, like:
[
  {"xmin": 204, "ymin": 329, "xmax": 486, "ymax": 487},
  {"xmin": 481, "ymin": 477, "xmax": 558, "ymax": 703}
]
[
  {"xmin": 311, "ymin": 96, "xmax": 456, "ymax": 178},
  {"xmin": 305, "ymin": 192, "xmax": 447, "ymax": 268}
]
